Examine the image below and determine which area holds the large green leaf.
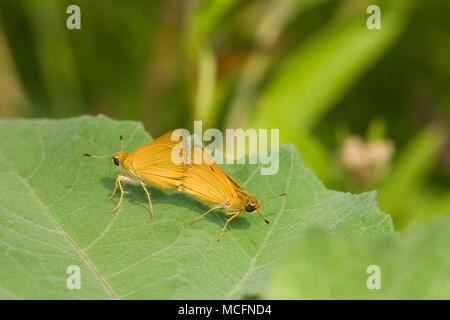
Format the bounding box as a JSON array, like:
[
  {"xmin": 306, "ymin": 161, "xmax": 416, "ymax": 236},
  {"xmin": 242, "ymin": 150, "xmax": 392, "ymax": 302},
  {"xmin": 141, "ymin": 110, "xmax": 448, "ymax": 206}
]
[
  {"xmin": 265, "ymin": 218, "xmax": 450, "ymax": 299},
  {"xmin": 0, "ymin": 115, "xmax": 394, "ymax": 299}
]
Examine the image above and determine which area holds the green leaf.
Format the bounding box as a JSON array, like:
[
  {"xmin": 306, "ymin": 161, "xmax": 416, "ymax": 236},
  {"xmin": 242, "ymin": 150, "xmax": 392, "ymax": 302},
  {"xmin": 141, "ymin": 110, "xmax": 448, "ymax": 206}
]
[
  {"xmin": 265, "ymin": 218, "xmax": 450, "ymax": 299},
  {"xmin": 0, "ymin": 115, "xmax": 394, "ymax": 299}
]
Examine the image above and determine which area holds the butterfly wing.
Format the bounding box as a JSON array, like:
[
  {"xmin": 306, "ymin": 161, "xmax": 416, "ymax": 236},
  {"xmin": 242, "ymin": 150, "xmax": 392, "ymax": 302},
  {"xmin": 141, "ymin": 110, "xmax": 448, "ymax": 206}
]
[
  {"xmin": 128, "ymin": 129, "xmax": 188, "ymax": 190},
  {"xmin": 178, "ymin": 145, "xmax": 242, "ymax": 207}
]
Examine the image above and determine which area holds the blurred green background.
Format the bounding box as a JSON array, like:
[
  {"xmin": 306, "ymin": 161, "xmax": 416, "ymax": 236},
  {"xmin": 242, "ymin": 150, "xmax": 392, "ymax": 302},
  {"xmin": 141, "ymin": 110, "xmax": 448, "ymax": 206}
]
[{"xmin": 0, "ymin": 0, "xmax": 449, "ymax": 231}]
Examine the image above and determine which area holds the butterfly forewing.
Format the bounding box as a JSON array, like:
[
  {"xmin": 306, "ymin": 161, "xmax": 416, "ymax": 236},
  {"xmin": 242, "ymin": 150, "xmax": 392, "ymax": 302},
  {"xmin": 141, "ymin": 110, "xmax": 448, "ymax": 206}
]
[
  {"xmin": 178, "ymin": 145, "xmax": 243, "ymax": 206},
  {"xmin": 128, "ymin": 129, "xmax": 187, "ymax": 190}
]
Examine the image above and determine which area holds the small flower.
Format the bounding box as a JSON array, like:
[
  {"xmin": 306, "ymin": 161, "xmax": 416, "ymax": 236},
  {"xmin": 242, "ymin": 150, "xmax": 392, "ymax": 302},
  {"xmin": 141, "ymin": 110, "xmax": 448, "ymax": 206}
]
[{"xmin": 340, "ymin": 135, "xmax": 394, "ymax": 186}]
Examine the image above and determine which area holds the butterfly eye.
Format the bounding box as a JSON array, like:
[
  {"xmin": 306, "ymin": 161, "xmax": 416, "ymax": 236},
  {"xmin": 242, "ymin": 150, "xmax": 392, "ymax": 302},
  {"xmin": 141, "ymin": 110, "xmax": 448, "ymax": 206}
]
[
  {"xmin": 113, "ymin": 157, "xmax": 120, "ymax": 166},
  {"xmin": 245, "ymin": 203, "xmax": 256, "ymax": 212}
]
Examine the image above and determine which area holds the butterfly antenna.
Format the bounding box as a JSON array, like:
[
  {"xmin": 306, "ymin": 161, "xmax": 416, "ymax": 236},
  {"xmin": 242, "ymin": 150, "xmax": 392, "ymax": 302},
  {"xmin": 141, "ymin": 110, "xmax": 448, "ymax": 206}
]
[
  {"xmin": 120, "ymin": 135, "xmax": 124, "ymax": 152},
  {"xmin": 257, "ymin": 209, "xmax": 270, "ymax": 224},
  {"xmin": 82, "ymin": 153, "xmax": 111, "ymax": 158},
  {"xmin": 260, "ymin": 193, "xmax": 288, "ymax": 201}
]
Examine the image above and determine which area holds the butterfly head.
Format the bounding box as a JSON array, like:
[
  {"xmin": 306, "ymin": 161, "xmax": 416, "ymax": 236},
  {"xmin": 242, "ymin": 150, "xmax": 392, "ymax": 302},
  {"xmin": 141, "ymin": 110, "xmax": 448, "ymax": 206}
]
[
  {"xmin": 111, "ymin": 151, "xmax": 130, "ymax": 167},
  {"xmin": 243, "ymin": 196, "xmax": 268, "ymax": 224},
  {"xmin": 245, "ymin": 197, "xmax": 261, "ymax": 213}
]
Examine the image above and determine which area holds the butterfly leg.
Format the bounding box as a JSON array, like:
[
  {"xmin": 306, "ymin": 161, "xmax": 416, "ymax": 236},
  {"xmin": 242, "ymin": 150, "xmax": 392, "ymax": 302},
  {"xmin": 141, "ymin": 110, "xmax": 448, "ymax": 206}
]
[
  {"xmin": 217, "ymin": 211, "xmax": 241, "ymax": 241},
  {"xmin": 108, "ymin": 176, "xmax": 119, "ymax": 200},
  {"xmin": 110, "ymin": 175, "xmax": 127, "ymax": 213},
  {"xmin": 191, "ymin": 206, "xmax": 222, "ymax": 225},
  {"xmin": 139, "ymin": 180, "xmax": 154, "ymax": 218}
]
